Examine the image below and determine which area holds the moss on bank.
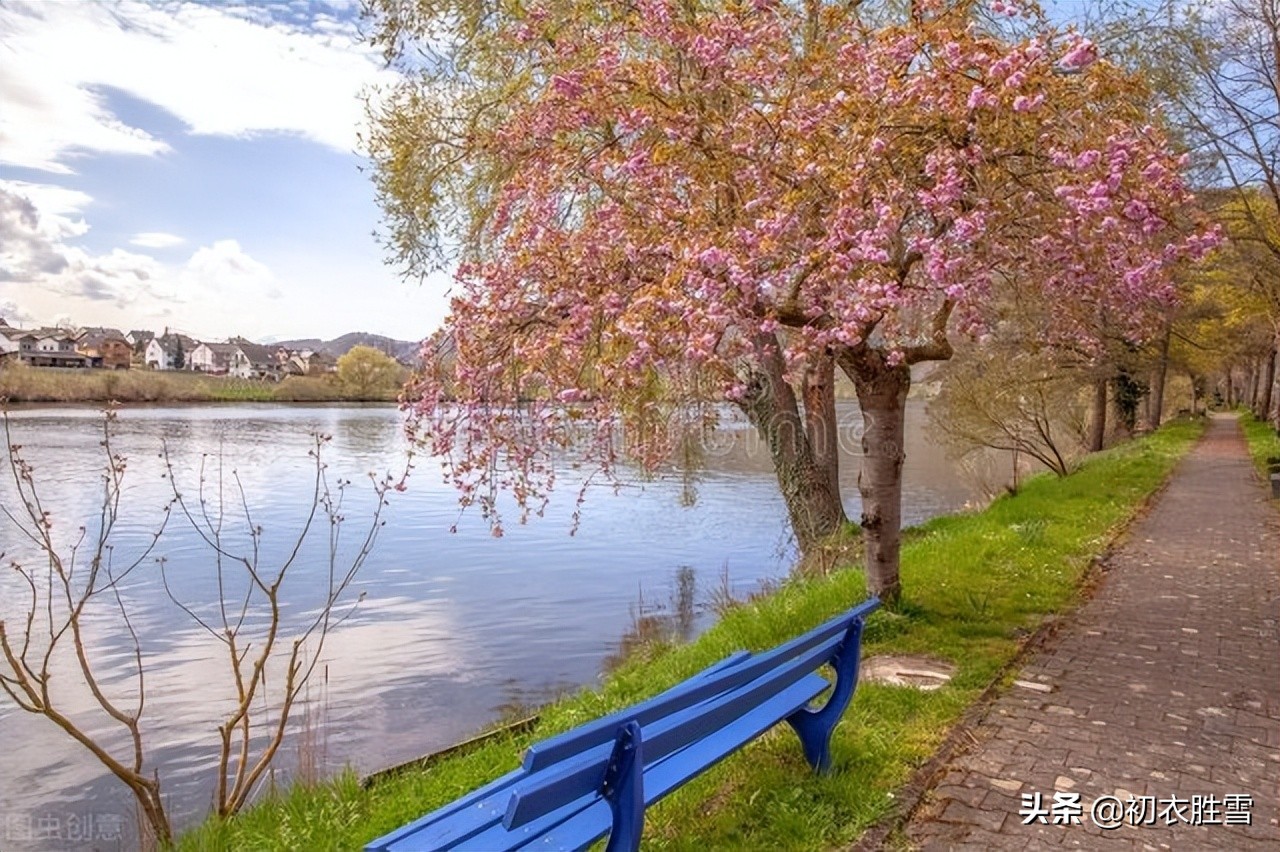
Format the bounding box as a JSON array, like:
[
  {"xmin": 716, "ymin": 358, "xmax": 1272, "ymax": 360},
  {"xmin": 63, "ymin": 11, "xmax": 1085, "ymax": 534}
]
[{"xmin": 177, "ymin": 419, "xmax": 1203, "ymax": 851}]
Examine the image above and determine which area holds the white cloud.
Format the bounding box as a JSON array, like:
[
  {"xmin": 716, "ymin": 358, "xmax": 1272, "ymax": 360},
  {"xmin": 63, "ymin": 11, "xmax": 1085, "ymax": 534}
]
[
  {"xmin": 0, "ymin": 189, "xmax": 168, "ymax": 309},
  {"xmin": 0, "ymin": 299, "xmax": 33, "ymax": 325},
  {"xmin": 1, "ymin": 182, "xmax": 78, "ymax": 281},
  {"xmin": 1, "ymin": 180, "xmax": 93, "ymax": 221},
  {"xmin": 1, "ymin": 181, "xmax": 172, "ymax": 319},
  {"xmin": 131, "ymin": 231, "xmax": 186, "ymax": 249},
  {"xmin": 0, "ymin": 1, "xmax": 395, "ymax": 174},
  {"xmin": 0, "ymin": 180, "xmax": 332, "ymax": 338},
  {"xmin": 183, "ymin": 239, "xmax": 280, "ymax": 298}
]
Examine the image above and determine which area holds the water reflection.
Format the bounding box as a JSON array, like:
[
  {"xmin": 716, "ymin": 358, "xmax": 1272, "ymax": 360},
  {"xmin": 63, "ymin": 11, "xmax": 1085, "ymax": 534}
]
[
  {"xmin": 603, "ymin": 565, "xmax": 700, "ymax": 673},
  {"xmin": 0, "ymin": 402, "xmax": 980, "ymax": 847}
]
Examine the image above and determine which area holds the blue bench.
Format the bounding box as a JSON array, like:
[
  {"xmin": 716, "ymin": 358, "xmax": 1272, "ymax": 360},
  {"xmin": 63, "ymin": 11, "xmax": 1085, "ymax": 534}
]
[{"xmin": 366, "ymin": 597, "xmax": 880, "ymax": 852}]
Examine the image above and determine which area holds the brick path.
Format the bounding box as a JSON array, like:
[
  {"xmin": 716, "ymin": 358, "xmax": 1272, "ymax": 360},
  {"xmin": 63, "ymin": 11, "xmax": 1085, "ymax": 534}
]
[{"xmin": 905, "ymin": 415, "xmax": 1280, "ymax": 850}]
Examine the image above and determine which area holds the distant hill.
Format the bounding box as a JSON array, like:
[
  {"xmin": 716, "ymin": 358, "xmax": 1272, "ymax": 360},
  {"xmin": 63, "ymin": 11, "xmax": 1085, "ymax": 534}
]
[{"xmin": 271, "ymin": 332, "xmax": 422, "ymax": 363}]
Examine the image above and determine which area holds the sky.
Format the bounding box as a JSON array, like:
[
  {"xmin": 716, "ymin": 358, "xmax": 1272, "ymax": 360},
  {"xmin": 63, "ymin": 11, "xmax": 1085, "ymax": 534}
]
[{"xmin": 0, "ymin": 0, "xmax": 452, "ymax": 344}]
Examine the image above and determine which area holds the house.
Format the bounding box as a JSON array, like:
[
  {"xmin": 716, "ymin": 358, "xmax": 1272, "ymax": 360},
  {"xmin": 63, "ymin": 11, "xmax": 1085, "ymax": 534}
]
[
  {"xmin": 189, "ymin": 341, "xmax": 248, "ymax": 374},
  {"xmin": 305, "ymin": 350, "xmax": 338, "ymax": 375},
  {"xmin": 128, "ymin": 330, "xmax": 155, "ymax": 363},
  {"xmin": 76, "ymin": 327, "xmax": 132, "ymax": 370},
  {"xmin": 280, "ymin": 348, "xmax": 337, "ymax": 377},
  {"xmin": 145, "ymin": 331, "xmax": 200, "ymax": 370},
  {"xmin": 0, "ymin": 319, "xmax": 18, "ymax": 354},
  {"xmin": 280, "ymin": 354, "xmax": 307, "ymax": 378},
  {"xmin": 228, "ymin": 337, "xmax": 278, "ymax": 380},
  {"xmin": 0, "ymin": 320, "xmax": 18, "ymax": 364},
  {"xmin": 15, "ymin": 329, "xmax": 89, "ymax": 368}
]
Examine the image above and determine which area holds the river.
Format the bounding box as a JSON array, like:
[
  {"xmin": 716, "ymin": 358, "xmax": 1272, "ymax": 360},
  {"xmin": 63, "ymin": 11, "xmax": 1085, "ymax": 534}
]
[{"xmin": 0, "ymin": 401, "xmax": 986, "ymax": 849}]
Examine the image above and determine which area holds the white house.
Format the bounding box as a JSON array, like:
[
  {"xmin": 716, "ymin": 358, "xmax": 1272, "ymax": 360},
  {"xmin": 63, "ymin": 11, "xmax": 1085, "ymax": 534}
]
[
  {"xmin": 189, "ymin": 341, "xmax": 247, "ymax": 374},
  {"xmin": 144, "ymin": 337, "xmax": 167, "ymax": 370},
  {"xmin": 228, "ymin": 338, "xmax": 277, "ymax": 380},
  {"xmin": 145, "ymin": 332, "xmax": 199, "ymax": 370},
  {"xmin": 37, "ymin": 334, "xmax": 69, "ymax": 353},
  {"xmin": 0, "ymin": 320, "xmax": 18, "ymax": 355},
  {"xmin": 12, "ymin": 330, "xmax": 88, "ymax": 368}
]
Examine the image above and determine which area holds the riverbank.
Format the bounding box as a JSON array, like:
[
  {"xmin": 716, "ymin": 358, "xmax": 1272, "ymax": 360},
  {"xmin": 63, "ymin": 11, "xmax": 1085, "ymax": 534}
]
[
  {"xmin": 177, "ymin": 419, "xmax": 1203, "ymax": 851},
  {"xmin": 0, "ymin": 365, "xmax": 399, "ymax": 403}
]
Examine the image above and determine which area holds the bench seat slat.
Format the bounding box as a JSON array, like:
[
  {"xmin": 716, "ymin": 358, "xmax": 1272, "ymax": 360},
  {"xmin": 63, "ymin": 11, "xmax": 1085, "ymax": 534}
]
[
  {"xmin": 365, "ymin": 650, "xmax": 754, "ymax": 852},
  {"xmin": 523, "ymin": 600, "xmax": 876, "ymax": 772},
  {"xmin": 365, "ymin": 766, "xmax": 526, "ymax": 852},
  {"xmin": 503, "ymin": 632, "xmax": 844, "ymax": 831},
  {"xmin": 457, "ymin": 673, "xmax": 833, "ymax": 852}
]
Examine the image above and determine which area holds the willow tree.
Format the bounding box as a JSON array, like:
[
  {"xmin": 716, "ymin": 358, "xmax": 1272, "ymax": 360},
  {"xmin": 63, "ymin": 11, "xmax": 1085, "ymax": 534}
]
[{"xmin": 366, "ymin": 0, "xmax": 1214, "ymax": 606}]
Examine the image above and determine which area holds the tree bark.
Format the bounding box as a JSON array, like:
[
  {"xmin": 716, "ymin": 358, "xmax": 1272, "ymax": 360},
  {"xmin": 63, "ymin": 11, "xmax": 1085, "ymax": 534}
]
[
  {"xmin": 1147, "ymin": 320, "xmax": 1171, "ymax": 431},
  {"xmin": 1088, "ymin": 377, "xmax": 1107, "ymax": 452},
  {"xmin": 1261, "ymin": 346, "xmax": 1277, "ymax": 423},
  {"xmin": 845, "ymin": 359, "xmax": 910, "ymax": 610},
  {"xmin": 803, "ymin": 353, "xmax": 841, "ymax": 504},
  {"xmin": 739, "ymin": 334, "xmax": 847, "ymax": 552},
  {"xmin": 1247, "ymin": 359, "xmax": 1260, "ymax": 413}
]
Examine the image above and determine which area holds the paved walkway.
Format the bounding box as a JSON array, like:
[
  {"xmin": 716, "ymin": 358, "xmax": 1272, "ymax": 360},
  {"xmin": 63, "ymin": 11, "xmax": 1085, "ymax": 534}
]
[{"xmin": 905, "ymin": 415, "xmax": 1280, "ymax": 850}]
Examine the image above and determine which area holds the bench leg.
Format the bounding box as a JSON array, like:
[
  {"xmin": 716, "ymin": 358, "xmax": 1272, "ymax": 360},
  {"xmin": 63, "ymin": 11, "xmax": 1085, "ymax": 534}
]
[
  {"xmin": 601, "ymin": 720, "xmax": 644, "ymax": 852},
  {"xmin": 785, "ymin": 617, "xmax": 866, "ymax": 773}
]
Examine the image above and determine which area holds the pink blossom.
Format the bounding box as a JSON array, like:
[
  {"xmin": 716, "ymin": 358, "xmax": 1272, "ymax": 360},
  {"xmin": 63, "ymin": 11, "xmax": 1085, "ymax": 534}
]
[
  {"xmin": 1013, "ymin": 94, "xmax": 1043, "ymax": 112},
  {"xmin": 550, "ymin": 74, "xmax": 583, "ymax": 99},
  {"xmin": 1059, "ymin": 38, "xmax": 1098, "ymax": 70}
]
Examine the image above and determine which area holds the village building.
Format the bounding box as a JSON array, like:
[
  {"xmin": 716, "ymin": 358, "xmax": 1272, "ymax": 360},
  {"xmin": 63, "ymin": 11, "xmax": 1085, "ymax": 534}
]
[
  {"xmin": 0, "ymin": 319, "xmax": 19, "ymax": 364},
  {"xmin": 279, "ymin": 348, "xmax": 338, "ymax": 377},
  {"xmin": 228, "ymin": 337, "xmax": 278, "ymax": 380},
  {"xmin": 188, "ymin": 341, "xmax": 248, "ymax": 374},
  {"xmin": 145, "ymin": 331, "xmax": 200, "ymax": 370},
  {"xmin": 12, "ymin": 328, "xmax": 90, "ymax": 368},
  {"xmin": 76, "ymin": 327, "xmax": 132, "ymax": 370}
]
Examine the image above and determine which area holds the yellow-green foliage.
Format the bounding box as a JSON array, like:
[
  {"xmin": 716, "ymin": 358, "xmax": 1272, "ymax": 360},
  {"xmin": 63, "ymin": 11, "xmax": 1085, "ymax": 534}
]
[
  {"xmin": 178, "ymin": 420, "xmax": 1203, "ymax": 852},
  {"xmin": 335, "ymin": 346, "xmax": 406, "ymax": 400}
]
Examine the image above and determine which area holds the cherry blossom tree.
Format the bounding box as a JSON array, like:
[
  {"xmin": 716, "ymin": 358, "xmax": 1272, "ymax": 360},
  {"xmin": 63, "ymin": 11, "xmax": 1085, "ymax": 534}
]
[{"xmin": 366, "ymin": 0, "xmax": 1215, "ymax": 606}]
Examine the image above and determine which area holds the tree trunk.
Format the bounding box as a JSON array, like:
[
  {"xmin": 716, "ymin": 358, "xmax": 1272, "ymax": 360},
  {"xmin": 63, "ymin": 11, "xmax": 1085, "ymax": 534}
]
[
  {"xmin": 1147, "ymin": 320, "xmax": 1171, "ymax": 430},
  {"xmin": 1247, "ymin": 359, "xmax": 1260, "ymax": 413},
  {"xmin": 803, "ymin": 353, "xmax": 842, "ymax": 505},
  {"xmin": 1088, "ymin": 377, "xmax": 1107, "ymax": 452},
  {"xmin": 740, "ymin": 334, "xmax": 847, "ymax": 552},
  {"xmin": 849, "ymin": 362, "xmax": 910, "ymax": 610},
  {"xmin": 1261, "ymin": 346, "xmax": 1277, "ymax": 423},
  {"xmin": 1226, "ymin": 369, "xmax": 1235, "ymax": 408}
]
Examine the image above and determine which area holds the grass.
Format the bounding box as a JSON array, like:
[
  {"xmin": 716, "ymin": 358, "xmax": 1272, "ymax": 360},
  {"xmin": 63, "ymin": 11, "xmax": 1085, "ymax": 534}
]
[
  {"xmin": 176, "ymin": 419, "xmax": 1203, "ymax": 851},
  {"xmin": 1240, "ymin": 411, "xmax": 1280, "ymax": 479},
  {"xmin": 0, "ymin": 365, "xmax": 399, "ymax": 403}
]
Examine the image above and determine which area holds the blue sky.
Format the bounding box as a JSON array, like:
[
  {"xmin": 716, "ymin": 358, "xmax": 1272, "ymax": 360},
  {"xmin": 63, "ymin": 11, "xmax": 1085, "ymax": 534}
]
[{"xmin": 0, "ymin": 0, "xmax": 451, "ymax": 343}]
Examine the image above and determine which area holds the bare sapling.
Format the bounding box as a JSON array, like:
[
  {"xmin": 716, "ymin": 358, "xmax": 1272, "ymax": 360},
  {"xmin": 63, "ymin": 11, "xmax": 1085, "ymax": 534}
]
[{"xmin": 0, "ymin": 406, "xmax": 410, "ymax": 845}]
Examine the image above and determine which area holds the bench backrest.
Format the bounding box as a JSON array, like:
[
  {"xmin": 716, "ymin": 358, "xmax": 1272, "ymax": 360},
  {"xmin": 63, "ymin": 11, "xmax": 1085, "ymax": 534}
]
[
  {"xmin": 505, "ymin": 598, "xmax": 879, "ymax": 831},
  {"xmin": 523, "ymin": 598, "xmax": 880, "ymax": 772}
]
